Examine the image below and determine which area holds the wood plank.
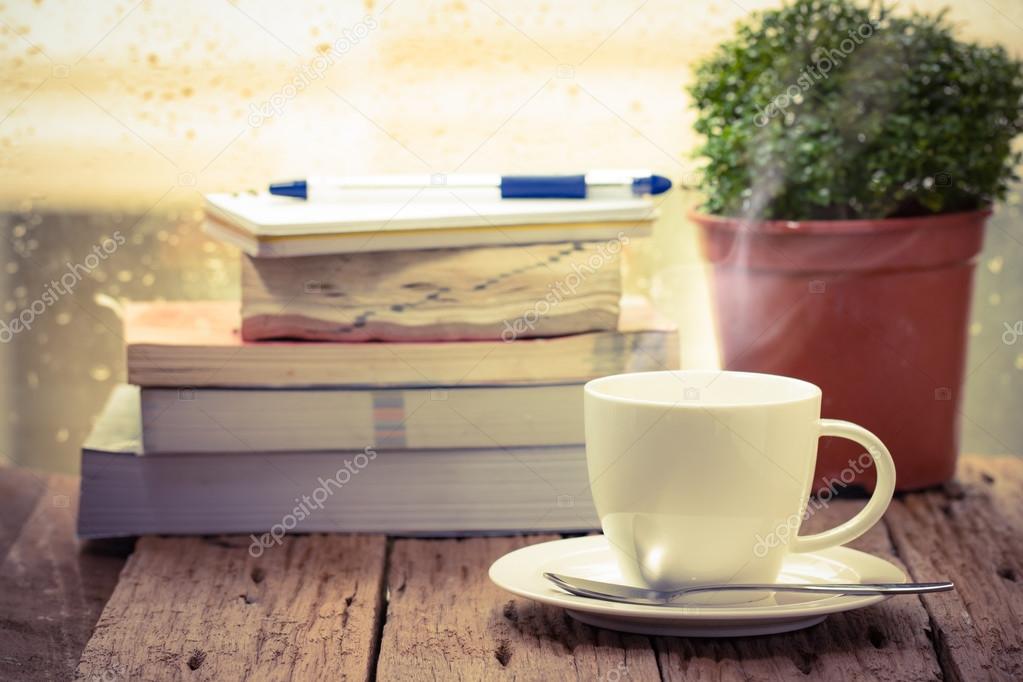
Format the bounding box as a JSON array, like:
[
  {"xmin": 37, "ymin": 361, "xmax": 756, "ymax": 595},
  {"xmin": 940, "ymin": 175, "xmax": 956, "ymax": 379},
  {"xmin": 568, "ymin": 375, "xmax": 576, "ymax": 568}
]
[
  {"xmin": 885, "ymin": 455, "xmax": 1023, "ymax": 682},
  {"xmin": 75, "ymin": 534, "xmax": 387, "ymax": 681},
  {"xmin": 0, "ymin": 473, "xmax": 129, "ymax": 681},
  {"xmin": 376, "ymin": 535, "xmax": 663, "ymax": 681},
  {"xmin": 0, "ymin": 467, "xmax": 48, "ymax": 562},
  {"xmin": 653, "ymin": 497, "xmax": 942, "ymax": 681}
]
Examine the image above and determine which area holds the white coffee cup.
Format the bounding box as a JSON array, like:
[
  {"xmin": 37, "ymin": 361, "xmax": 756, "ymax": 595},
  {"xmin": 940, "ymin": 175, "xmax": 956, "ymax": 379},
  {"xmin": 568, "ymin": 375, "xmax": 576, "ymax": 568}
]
[{"xmin": 584, "ymin": 370, "xmax": 896, "ymax": 594}]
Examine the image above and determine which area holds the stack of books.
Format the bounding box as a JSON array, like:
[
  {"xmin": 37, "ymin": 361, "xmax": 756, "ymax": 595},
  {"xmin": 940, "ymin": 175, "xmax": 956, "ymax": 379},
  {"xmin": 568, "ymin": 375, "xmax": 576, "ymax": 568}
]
[{"xmin": 78, "ymin": 187, "xmax": 679, "ymax": 538}]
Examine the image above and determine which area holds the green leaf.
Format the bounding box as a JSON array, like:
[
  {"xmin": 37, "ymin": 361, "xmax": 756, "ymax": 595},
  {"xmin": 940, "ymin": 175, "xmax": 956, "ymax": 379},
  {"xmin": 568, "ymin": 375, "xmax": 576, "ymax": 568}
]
[{"xmin": 687, "ymin": 0, "xmax": 1023, "ymax": 220}]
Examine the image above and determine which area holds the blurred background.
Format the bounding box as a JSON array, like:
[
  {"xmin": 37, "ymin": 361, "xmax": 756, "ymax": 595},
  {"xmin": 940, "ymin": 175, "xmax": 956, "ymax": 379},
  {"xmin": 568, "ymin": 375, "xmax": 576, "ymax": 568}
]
[{"xmin": 1, "ymin": 0, "xmax": 1021, "ymax": 473}]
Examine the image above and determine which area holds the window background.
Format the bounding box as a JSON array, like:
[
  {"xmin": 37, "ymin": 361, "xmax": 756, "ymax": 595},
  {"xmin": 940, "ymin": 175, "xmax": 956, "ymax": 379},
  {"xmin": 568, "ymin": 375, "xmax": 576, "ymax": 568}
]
[{"xmin": 1, "ymin": 0, "xmax": 1021, "ymax": 472}]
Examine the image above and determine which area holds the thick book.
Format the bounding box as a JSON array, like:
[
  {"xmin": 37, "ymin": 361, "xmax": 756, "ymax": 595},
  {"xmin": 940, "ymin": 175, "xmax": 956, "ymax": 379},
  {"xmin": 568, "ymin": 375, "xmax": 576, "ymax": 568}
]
[
  {"xmin": 141, "ymin": 383, "xmax": 583, "ymax": 453},
  {"xmin": 125, "ymin": 296, "xmax": 679, "ymax": 388},
  {"xmin": 241, "ymin": 241, "xmax": 624, "ymax": 342},
  {"xmin": 79, "ymin": 387, "xmax": 598, "ymax": 538},
  {"xmin": 204, "ymin": 191, "xmax": 655, "ymax": 257}
]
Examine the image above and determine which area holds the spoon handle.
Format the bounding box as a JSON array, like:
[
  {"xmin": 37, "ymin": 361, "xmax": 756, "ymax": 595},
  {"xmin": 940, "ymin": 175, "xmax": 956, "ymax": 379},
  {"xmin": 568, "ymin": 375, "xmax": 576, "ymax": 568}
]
[
  {"xmin": 543, "ymin": 572, "xmax": 956, "ymax": 605},
  {"xmin": 675, "ymin": 582, "xmax": 954, "ymax": 598}
]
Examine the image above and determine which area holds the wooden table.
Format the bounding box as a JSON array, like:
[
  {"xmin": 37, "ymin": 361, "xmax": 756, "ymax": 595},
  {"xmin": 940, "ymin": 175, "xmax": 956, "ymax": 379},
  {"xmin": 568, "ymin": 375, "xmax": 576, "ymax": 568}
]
[{"xmin": 1, "ymin": 455, "xmax": 1020, "ymax": 681}]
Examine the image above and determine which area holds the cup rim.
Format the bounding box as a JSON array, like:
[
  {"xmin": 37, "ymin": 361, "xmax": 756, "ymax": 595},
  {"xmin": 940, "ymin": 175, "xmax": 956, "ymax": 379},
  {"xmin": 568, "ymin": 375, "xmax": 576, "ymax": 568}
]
[{"xmin": 584, "ymin": 369, "xmax": 822, "ymax": 409}]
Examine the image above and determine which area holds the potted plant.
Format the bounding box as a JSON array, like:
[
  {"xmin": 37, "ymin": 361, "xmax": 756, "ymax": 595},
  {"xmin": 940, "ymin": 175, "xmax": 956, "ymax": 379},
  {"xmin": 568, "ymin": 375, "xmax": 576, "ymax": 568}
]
[{"xmin": 688, "ymin": 0, "xmax": 1023, "ymax": 491}]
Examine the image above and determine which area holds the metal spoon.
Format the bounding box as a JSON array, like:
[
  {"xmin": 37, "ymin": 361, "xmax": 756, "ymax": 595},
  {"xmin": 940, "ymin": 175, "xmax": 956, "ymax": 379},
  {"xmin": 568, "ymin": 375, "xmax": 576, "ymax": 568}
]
[{"xmin": 543, "ymin": 572, "xmax": 954, "ymax": 606}]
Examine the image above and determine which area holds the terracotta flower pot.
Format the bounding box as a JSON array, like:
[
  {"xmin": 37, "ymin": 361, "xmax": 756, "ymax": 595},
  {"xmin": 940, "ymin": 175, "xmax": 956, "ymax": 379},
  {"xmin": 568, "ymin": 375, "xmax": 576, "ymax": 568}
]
[{"xmin": 692, "ymin": 209, "xmax": 990, "ymax": 492}]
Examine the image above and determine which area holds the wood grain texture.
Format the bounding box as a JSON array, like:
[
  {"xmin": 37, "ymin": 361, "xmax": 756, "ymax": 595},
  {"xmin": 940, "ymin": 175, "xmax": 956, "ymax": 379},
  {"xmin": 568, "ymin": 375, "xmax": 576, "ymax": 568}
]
[
  {"xmin": 653, "ymin": 497, "xmax": 942, "ymax": 681},
  {"xmin": 75, "ymin": 534, "xmax": 387, "ymax": 682},
  {"xmin": 0, "ymin": 473, "xmax": 129, "ymax": 681},
  {"xmin": 376, "ymin": 535, "xmax": 663, "ymax": 681},
  {"xmin": 885, "ymin": 455, "xmax": 1023, "ymax": 682},
  {"xmin": 2, "ymin": 456, "xmax": 1020, "ymax": 681}
]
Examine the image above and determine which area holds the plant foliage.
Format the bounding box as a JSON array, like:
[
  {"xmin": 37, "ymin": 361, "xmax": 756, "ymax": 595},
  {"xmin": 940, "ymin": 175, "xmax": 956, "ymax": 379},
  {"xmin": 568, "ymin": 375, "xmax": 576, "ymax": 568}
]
[{"xmin": 689, "ymin": 0, "xmax": 1023, "ymax": 219}]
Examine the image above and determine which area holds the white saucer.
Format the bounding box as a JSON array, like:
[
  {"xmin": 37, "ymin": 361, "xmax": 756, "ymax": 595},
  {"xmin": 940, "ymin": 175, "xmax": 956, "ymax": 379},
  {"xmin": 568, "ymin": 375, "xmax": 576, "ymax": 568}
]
[{"xmin": 489, "ymin": 535, "xmax": 906, "ymax": 637}]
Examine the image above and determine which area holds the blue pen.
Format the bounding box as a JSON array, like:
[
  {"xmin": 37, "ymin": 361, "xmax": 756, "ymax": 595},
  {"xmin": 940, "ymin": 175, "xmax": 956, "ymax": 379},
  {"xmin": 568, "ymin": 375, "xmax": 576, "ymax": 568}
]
[{"xmin": 269, "ymin": 171, "xmax": 671, "ymax": 200}]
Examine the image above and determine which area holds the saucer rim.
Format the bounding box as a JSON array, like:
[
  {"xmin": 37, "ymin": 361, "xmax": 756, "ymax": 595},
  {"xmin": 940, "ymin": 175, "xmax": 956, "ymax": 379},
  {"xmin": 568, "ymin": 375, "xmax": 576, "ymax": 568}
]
[{"xmin": 488, "ymin": 535, "xmax": 905, "ymax": 622}]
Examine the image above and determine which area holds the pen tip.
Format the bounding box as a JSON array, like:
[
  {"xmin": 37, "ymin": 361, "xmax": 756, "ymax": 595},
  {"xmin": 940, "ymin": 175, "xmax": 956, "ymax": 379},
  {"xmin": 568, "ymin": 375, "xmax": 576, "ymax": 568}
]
[
  {"xmin": 650, "ymin": 175, "xmax": 672, "ymax": 195},
  {"xmin": 269, "ymin": 180, "xmax": 308, "ymax": 199},
  {"xmin": 633, "ymin": 175, "xmax": 672, "ymax": 196}
]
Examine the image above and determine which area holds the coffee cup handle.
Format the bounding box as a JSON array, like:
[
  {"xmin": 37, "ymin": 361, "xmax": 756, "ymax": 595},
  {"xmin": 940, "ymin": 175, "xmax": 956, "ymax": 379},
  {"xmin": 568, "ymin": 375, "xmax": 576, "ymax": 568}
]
[{"xmin": 790, "ymin": 419, "xmax": 897, "ymax": 553}]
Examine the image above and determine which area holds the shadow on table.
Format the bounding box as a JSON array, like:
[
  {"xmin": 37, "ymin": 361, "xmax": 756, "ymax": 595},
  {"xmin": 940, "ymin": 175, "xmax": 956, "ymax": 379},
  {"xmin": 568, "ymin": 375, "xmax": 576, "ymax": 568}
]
[{"xmin": 493, "ymin": 593, "xmax": 935, "ymax": 677}]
